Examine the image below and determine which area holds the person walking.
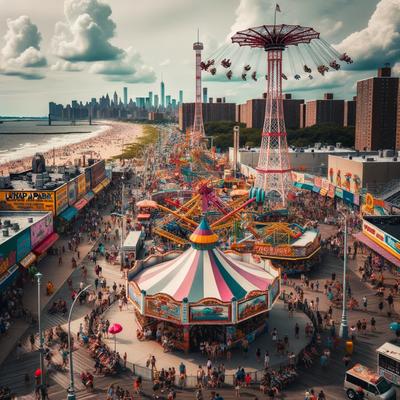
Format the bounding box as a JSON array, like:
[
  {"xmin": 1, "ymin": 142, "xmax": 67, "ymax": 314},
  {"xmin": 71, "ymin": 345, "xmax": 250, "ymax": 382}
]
[
  {"xmin": 264, "ymin": 351, "xmax": 270, "ymax": 369},
  {"xmin": 362, "ymin": 296, "xmax": 368, "ymax": 311}
]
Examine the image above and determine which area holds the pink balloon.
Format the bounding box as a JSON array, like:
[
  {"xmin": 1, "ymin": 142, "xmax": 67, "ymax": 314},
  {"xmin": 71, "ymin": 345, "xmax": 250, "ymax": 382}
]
[{"xmin": 108, "ymin": 323, "xmax": 123, "ymax": 334}]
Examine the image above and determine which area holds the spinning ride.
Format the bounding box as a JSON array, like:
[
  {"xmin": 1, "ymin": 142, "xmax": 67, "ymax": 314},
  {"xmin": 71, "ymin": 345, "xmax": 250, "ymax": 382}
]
[{"xmin": 128, "ymin": 216, "xmax": 280, "ymax": 352}]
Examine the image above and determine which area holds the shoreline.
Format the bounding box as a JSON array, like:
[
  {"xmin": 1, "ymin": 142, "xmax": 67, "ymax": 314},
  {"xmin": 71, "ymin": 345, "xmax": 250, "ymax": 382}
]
[{"xmin": 0, "ymin": 121, "xmax": 143, "ymax": 174}]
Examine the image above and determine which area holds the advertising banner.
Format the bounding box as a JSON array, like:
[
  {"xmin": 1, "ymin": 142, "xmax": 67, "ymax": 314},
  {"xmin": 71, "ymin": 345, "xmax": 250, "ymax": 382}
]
[
  {"xmin": 238, "ymin": 294, "xmax": 268, "ymax": 321},
  {"xmin": 85, "ymin": 168, "xmax": 91, "ymax": 192},
  {"xmin": 343, "ymin": 190, "xmax": 354, "ymax": 204},
  {"xmin": 145, "ymin": 295, "xmax": 181, "ymax": 323},
  {"xmin": 0, "ymin": 238, "xmax": 17, "ymax": 278},
  {"xmin": 55, "ymin": 184, "xmax": 68, "ymax": 215},
  {"xmin": 268, "ymin": 278, "xmax": 280, "ymax": 306},
  {"xmin": 90, "ymin": 160, "xmax": 106, "ymax": 188},
  {"xmin": 254, "ymin": 243, "xmax": 294, "ymax": 257},
  {"xmin": 335, "ymin": 187, "xmax": 344, "ymax": 199},
  {"xmin": 385, "ymin": 235, "xmax": 400, "ymax": 256},
  {"xmin": 189, "ymin": 305, "xmax": 230, "ymax": 322},
  {"xmin": 0, "ymin": 191, "xmax": 55, "ymax": 213},
  {"xmin": 67, "ymin": 180, "xmax": 77, "ymax": 205},
  {"xmin": 16, "ymin": 229, "xmax": 31, "ymax": 261},
  {"xmin": 77, "ymin": 174, "xmax": 86, "ymax": 199},
  {"xmin": 31, "ymin": 213, "xmax": 54, "ymax": 248},
  {"xmin": 128, "ymin": 284, "xmax": 142, "ymax": 309}
]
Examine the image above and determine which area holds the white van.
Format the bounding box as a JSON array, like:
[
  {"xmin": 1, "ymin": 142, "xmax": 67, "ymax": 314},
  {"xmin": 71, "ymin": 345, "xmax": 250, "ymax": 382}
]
[{"xmin": 345, "ymin": 364, "xmax": 396, "ymax": 400}]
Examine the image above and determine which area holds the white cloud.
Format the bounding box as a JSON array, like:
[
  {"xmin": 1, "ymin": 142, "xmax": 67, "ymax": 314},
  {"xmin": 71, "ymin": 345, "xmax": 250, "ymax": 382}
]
[
  {"xmin": 50, "ymin": 60, "xmax": 83, "ymax": 71},
  {"xmin": 52, "ymin": 0, "xmax": 124, "ymax": 62},
  {"xmin": 319, "ymin": 19, "xmax": 343, "ymax": 37},
  {"xmin": 335, "ymin": 0, "xmax": 400, "ymax": 70},
  {"xmin": 393, "ymin": 62, "xmax": 400, "ymax": 75},
  {"xmin": 159, "ymin": 58, "xmax": 170, "ymax": 66},
  {"xmin": 0, "ymin": 15, "xmax": 47, "ymax": 79},
  {"xmin": 90, "ymin": 47, "xmax": 156, "ymax": 83}
]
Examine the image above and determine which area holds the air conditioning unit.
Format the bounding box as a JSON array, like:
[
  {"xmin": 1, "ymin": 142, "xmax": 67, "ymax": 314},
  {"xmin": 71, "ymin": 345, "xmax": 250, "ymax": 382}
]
[
  {"xmin": 28, "ymin": 217, "xmax": 33, "ymax": 223},
  {"xmin": 383, "ymin": 149, "xmax": 394, "ymax": 158},
  {"xmin": 366, "ymin": 157, "xmax": 375, "ymax": 161},
  {"xmin": 12, "ymin": 223, "xmax": 19, "ymax": 231},
  {"xmin": 3, "ymin": 229, "xmax": 9, "ymax": 237},
  {"xmin": 3, "ymin": 220, "xmax": 11, "ymax": 227}
]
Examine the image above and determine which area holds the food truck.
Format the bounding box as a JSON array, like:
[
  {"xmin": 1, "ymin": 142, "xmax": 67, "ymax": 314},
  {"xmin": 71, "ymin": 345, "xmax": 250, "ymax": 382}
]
[
  {"xmin": 377, "ymin": 342, "xmax": 400, "ymax": 386},
  {"xmin": 122, "ymin": 231, "xmax": 143, "ymax": 268}
]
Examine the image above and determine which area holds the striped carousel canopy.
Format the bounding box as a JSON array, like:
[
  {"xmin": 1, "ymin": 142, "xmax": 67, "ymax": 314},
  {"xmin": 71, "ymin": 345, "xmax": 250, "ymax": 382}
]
[{"xmin": 134, "ymin": 217, "xmax": 274, "ymax": 303}]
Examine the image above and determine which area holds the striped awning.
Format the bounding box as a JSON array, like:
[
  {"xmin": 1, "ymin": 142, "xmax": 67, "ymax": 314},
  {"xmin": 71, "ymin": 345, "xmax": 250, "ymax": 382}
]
[{"xmin": 134, "ymin": 246, "xmax": 273, "ymax": 303}]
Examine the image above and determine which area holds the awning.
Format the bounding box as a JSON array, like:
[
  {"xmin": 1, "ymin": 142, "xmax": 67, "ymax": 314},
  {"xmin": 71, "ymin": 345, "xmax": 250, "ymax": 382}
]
[
  {"xmin": 100, "ymin": 178, "xmax": 111, "ymax": 188},
  {"xmin": 19, "ymin": 252, "xmax": 37, "ymax": 269},
  {"xmin": 74, "ymin": 198, "xmax": 88, "ymax": 211},
  {"xmin": 33, "ymin": 233, "xmax": 60, "ymax": 255},
  {"xmin": 137, "ymin": 213, "xmax": 151, "ymax": 220},
  {"xmin": 354, "ymin": 232, "xmax": 400, "ymax": 268},
  {"xmin": 92, "ymin": 184, "xmax": 103, "ymax": 194},
  {"xmin": 312, "ymin": 185, "xmax": 320, "ymax": 193},
  {"xmin": 84, "ymin": 191, "xmax": 95, "ymax": 202},
  {"xmin": 59, "ymin": 206, "xmax": 78, "ymax": 221}
]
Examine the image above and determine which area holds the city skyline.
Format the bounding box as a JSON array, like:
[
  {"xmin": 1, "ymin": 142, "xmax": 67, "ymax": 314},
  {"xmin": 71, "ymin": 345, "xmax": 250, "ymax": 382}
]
[{"xmin": 0, "ymin": 0, "xmax": 399, "ymax": 116}]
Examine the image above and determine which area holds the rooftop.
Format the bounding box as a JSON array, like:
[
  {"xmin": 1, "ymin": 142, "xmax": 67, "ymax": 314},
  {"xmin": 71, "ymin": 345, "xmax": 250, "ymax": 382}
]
[
  {"xmin": 364, "ymin": 215, "xmax": 400, "ymax": 241},
  {"xmin": 235, "ymin": 146, "xmax": 360, "ymax": 154},
  {"xmin": 0, "ymin": 211, "xmax": 50, "ymax": 245},
  {"xmin": 331, "ymin": 153, "xmax": 400, "ymax": 163}
]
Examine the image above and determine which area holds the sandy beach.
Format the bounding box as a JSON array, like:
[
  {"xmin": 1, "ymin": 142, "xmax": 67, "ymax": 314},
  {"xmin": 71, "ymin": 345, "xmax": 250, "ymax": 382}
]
[{"xmin": 0, "ymin": 121, "xmax": 143, "ymax": 174}]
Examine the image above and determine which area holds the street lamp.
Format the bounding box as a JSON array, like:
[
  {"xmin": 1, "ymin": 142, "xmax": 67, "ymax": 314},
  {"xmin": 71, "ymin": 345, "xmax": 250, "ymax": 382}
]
[
  {"xmin": 120, "ymin": 174, "xmax": 125, "ymax": 269},
  {"xmin": 338, "ymin": 212, "xmax": 349, "ymax": 339},
  {"xmin": 35, "ymin": 272, "xmax": 45, "ymax": 398},
  {"xmin": 67, "ymin": 285, "xmax": 91, "ymax": 400}
]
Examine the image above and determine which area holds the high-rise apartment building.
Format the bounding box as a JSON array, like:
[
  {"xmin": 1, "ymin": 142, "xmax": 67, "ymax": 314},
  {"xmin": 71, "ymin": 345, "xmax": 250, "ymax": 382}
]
[
  {"xmin": 235, "ymin": 93, "xmax": 304, "ymax": 129},
  {"xmin": 148, "ymin": 91, "xmax": 153, "ymax": 108},
  {"xmin": 123, "ymin": 87, "xmax": 128, "ymax": 106},
  {"xmin": 344, "ymin": 96, "xmax": 357, "ymax": 127},
  {"xmin": 305, "ymin": 93, "xmax": 344, "ymax": 127},
  {"xmin": 179, "ymin": 90, "xmax": 183, "ymax": 104},
  {"xmin": 166, "ymin": 95, "xmax": 171, "ymax": 107},
  {"xmin": 160, "ymin": 80, "xmax": 165, "ymax": 108},
  {"xmin": 355, "ymin": 67, "xmax": 400, "ymax": 151},
  {"xmin": 113, "ymin": 91, "xmax": 118, "ymax": 106},
  {"xmin": 154, "ymin": 94, "xmax": 159, "ymax": 109}
]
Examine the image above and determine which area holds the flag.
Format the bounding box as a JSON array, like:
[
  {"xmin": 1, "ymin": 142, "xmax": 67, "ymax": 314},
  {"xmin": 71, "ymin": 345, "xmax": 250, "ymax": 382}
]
[{"xmin": 275, "ymin": 4, "xmax": 281, "ymax": 12}]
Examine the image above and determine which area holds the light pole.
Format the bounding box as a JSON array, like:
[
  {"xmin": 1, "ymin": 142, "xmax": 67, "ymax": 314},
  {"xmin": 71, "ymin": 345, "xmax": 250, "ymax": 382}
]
[
  {"xmin": 339, "ymin": 212, "xmax": 349, "ymax": 339},
  {"xmin": 36, "ymin": 272, "xmax": 45, "ymax": 398},
  {"xmin": 120, "ymin": 174, "xmax": 125, "ymax": 269},
  {"xmin": 67, "ymin": 285, "xmax": 91, "ymax": 400}
]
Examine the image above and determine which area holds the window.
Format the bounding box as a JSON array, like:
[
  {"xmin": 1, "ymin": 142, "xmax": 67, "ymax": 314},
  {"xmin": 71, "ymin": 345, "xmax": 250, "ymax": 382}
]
[
  {"xmin": 346, "ymin": 374, "xmax": 368, "ymax": 389},
  {"xmin": 368, "ymin": 384, "xmax": 378, "ymax": 394},
  {"xmin": 379, "ymin": 354, "xmax": 400, "ymax": 376}
]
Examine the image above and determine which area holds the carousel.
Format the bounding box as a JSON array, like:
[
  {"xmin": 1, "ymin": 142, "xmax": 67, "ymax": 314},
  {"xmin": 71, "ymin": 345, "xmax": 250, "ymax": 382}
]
[{"xmin": 128, "ymin": 216, "xmax": 280, "ymax": 352}]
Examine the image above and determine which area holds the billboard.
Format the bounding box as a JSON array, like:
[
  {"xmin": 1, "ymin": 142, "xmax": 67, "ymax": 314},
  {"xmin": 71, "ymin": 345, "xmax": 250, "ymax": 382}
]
[
  {"xmin": 268, "ymin": 278, "xmax": 280, "ymax": 306},
  {"xmin": 55, "ymin": 184, "xmax": 68, "ymax": 215},
  {"xmin": 67, "ymin": 180, "xmax": 77, "ymax": 205},
  {"xmin": 90, "ymin": 160, "xmax": 106, "ymax": 188},
  {"xmin": 77, "ymin": 174, "xmax": 86, "ymax": 199},
  {"xmin": 31, "ymin": 213, "xmax": 54, "ymax": 248},
  {"xmin": 85, "ymin": 168, "xmax": 91, "ymax": 192},
  {"xmin": 189, "ymin": 305, "xmax": 230, "ymax": 322},
  {"xmin": 0, "ymin": 191, "xmax": 55, "ymax": 213},
  {"xmin": 238, "ymin": 294, "xmax": 268, "ymax": 321},
  {"xmin": 0, "ymin": 238, "xmax": 17, "ymax": 278},
  {"xmin": 16, "ymin": 229, "xmax": 31, "ymax": 261}
]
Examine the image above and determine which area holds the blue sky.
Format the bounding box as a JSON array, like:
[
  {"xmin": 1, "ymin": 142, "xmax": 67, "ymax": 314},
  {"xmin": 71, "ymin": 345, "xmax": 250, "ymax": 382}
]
[{"xmin": 0, "ymin": 0, "xmax": 399, "ymax": 116}]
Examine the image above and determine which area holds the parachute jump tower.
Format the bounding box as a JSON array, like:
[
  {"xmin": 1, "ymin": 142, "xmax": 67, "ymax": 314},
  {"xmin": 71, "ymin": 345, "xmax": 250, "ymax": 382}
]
[
  {"xmin": 231, "ymin": 24, "xmax": 320, "ymax": 205},
  {"xmin": 191, "ymin": 33, "xmax": 206, "ymax": 148}
]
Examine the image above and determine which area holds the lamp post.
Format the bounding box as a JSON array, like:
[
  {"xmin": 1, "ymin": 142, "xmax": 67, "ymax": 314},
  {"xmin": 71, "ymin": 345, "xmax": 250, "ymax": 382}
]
[
  {"xmin": 339, "ymin": 212, "xmax": 349, "ymax": 339},
  {"xmin": 120, "ymin": 174, "xmax": 125, "ymax": 269},
  {"xmin": 67, "ymin": 285, "xmax": 91, "ymax": 400},
  {"xmin": 36, "ymin": 272, "xmax": 45, "ymax": 398}
]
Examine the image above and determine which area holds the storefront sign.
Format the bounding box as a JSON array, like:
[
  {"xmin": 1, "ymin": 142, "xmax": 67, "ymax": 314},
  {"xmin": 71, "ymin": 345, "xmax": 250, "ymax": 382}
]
[
  {"xmin": 31, "ymin": 214, "xmax": 54, "ymax": 248},
  {"xmin": 145, "ymin": 296, "xmax": 181, "ymax": 323},
  {"xmin": 385, "ymin": 235, "xmax": 400, "ymax": 256},
  {"xmin": 0, "ymin": 191, "xmax": 55, "ymax": 213},
  {"xmin": 55, "ymin": 184, "xmax": 68, "ymax": 215},
  {"xmin": 268, "ymin": 278, "xmax": 280, "ymax": 306},
  {"xmin": 0, "ymin": 240, "xmax": 17, "ymax": 277},
  {"xmin": 16, "ymin": 229, "xmax": 31, "ymax": 261},
  {"xmin": 238, "ymin": 294, "xmax": 268, "ymax": 321},
  {"xmin": 253, "ymin": 243, "xmax": 293, "ymax": 258},
  {"xmin": 335, "ymin": 187, "xmax": 344, "ymax": 199},
  {"xmin": 189, "ymin": 305, "xmax": 230, "ymax": 322},
  {"xmin": 77, "ymin": 174, "xmax": 86, "ymax": 199},
  {"xmin": 67, "ymin": 180, "xmax": 77, "ymax": 206}
]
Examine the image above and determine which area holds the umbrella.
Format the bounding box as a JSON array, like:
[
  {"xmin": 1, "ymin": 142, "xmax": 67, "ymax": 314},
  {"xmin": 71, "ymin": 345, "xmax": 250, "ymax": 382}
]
[
  {"xmin": 109, "ymin": 323, "xmax": 123, "ymax": 352},
  {"xmin": 34, "ymin": 369, "xmax": 42, "ymax": 377},
  {"xmin": 390, "ymin": 322, "xmax": 400, "ymax": 331},
  {"xmin": 136, "ymin": 200, "xmax": 158, "ymax": 208}
]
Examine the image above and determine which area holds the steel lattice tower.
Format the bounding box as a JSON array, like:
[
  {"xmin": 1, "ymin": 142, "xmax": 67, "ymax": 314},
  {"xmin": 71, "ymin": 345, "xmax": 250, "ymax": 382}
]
[
  {"xmin": 191, "ymin": 38, "xmax": 205, "ymax": 148},
  {"xmin": 232, "ymin": 24, "xmax": 320, "ymax": 205}
]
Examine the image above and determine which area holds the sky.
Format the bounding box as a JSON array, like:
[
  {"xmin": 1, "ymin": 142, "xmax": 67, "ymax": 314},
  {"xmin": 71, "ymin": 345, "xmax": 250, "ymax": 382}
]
[{"xmin": 0, "ymin": 0, "xmax": 399, "ymax": 116}]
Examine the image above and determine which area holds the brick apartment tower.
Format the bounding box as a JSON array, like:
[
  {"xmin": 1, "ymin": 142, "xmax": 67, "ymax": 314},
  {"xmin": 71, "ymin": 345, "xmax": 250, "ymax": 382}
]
[{"xmin": 355, "ymin": 66, "xmax": 400, "ymax": 151}]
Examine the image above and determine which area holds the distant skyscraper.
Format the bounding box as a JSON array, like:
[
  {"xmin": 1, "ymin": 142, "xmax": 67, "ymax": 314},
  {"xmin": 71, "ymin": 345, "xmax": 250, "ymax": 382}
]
[
  {"xmin": 148, "ymin": 91, "xmax": 153, "ymax": 108},
  {"xmin": 154, "ymin": 94, "xmax": 159, "ymax": 109},
  {"xmin": 113, "ymin": 91, "xmax": 118, "ymax": 106},
  {"xmin": 166, "ymin": 95, "xmax": 171, "ymax": 106},
  {"xmin": 172, "ymin": 99, "xmax": 177, "ymax": 108},
  {"xmin": 355, "ymin": 66, "xmax": 400, "ymax": 151},
  {"xmin": 179, "ymin": 90, "xmax": 183, "ymax": 104},
  {"xmin": 203, "ymin": 87, "xmax": 208, "ymax": 104},
  {"xmin": 160, "ymin": 80, "xmax": 165, "ymax": 108},
  {"xmin": 123, "ymin": 87, "xmax": 128, "ymax": 106}
]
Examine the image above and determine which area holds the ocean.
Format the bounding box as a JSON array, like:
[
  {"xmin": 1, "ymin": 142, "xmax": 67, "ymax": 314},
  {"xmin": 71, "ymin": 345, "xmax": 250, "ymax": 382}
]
[{"xmin": 0, "ymin": 120, "xmax": 105, "ymax": 164}]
